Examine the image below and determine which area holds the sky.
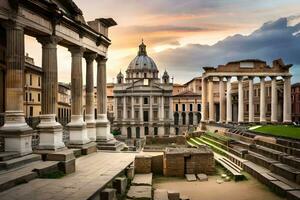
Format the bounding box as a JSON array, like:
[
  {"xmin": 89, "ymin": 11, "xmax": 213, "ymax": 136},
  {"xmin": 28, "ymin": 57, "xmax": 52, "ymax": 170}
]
[{"xmin": 25, "ymin": 0, "xmax": 300, "ymax": 84}]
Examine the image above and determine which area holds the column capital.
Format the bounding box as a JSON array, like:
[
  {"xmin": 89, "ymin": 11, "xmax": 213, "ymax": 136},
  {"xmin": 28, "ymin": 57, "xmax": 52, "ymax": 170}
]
[
  {"xmin": 96, "ymin": 55, "xmax": 108, "ymax": 64},
  {"xmin": 248, "ymin": 76, "xmax": 254, "ymax": 80},
  {"xmin": 83, "ymin": 52, "xmax": 97, "ymax": 63},
  {"xmin": 219, "ymin": 76, "xmax": 224, "ymax": 81},
  {"xmin": 68, "ymin": 46, "xmax": 86, "ymax": 56},
  {"xmin": 37, "ymin": 35, "xmax": 62, "ymax": 47},
  {"xmin": 259, "ymin": 76, "xmax": 266, "ymax": 80},
  {"xmin": 2, "ymin": 20, "xmax": 24, "ymax": 30},
  {"xmin": 207, "ymin": 76, "xmax": 214, "ymax": 82},
  {"xmin": 270, "ymin": 76, "xmax": 277, "ymax": 80},
  {"xmin": 226, "ymin": 76, "xmax": 232, "ymax": 81},
  {"xmin": 237, "ymin": 76, "xmax": 244, "ymax": 81}
]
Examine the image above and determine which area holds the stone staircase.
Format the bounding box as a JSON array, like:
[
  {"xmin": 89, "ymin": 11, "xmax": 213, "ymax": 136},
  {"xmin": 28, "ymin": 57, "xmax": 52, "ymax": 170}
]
[
  {"xmin": 193, "ymin": 128, "xmax": 300, "ymax": 199},
  {"xmin": 0, "ymin": 152, "xmax": 59, "ymax": 192}
]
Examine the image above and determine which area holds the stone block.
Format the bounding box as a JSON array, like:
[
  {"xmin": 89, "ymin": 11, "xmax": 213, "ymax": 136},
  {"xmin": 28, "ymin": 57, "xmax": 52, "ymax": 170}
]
[
  {"xmin": 151, "ymin": 155, "xmax": 163, "ymax": 175},
  {"xmin": 100, "ymin": 188, "xmax": 117, "ymax": 200},
  {"xmin": 132, "ymin": 173, "xmax": 152, "ymax": 186},
  {"xmin": 185, "ymin": 174, "xmax": 197, "ymax": 181},
  {"xmin": 58, "ymin": 158, "xmax": 76, "ymax": 174},
  {"xmin": 46, "ymin": 149, "xmax": 75, "ymax": 161},
  {"xmin": 126, "ymin": 164, "xmax": 135, "ymax": 179},
  {"xmin": 197, "ymin": 174, "xmax": 208, "ymax": 181},
  {"xmin": 154, "ymin": 189, "xmax": 168, "ymax": 200},
  {"xmin": 135, "ymin": 155, "xmax": 152, "ymax": 174},
  {"xmin": 113, "ymin": 177, "xmax": 127, "ymax": 195},
  {"xmin": 180, "ymin": 195, "xmax": 190, "ymax": 200},
  {"xmin": 168, "ymin": 191, "xmax": 180, "ymax": 200},
  {"xmin": 287, "ymin": 190, "xmax": 300, "ymax": 200},
  {"xmin": 127, "ymin": 186, "xmax": 152, "ymax": 200},
  {"xmin": 269, "ymin": 180, "xmax": 294, "ymax": 197}
]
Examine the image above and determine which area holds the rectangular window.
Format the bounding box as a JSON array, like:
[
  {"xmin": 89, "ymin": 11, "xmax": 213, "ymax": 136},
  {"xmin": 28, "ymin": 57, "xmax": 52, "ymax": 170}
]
[
  {"xmin": 29, "ymin": 74, "xmax": 32, "ymax": 86},
  {"xmin": 38, "ymin": 77, "xmax": 41, "ymax": 87},
  {"xmin": 190, "ymin": 104, "xmax": 193, "ymax": 111},
  {"xmin": 38, "ymin": 93, "xmax": 40, "ymax": 102},
  {"xmin": 143, "ymin": 111, "xmax": 148, "ymax": 122},
  {"xmin": 182, "ymin": 104, "xmax": 185, "ymax": 112},
  {"xmin": 29, "ymin": 93, "xmax": 32, "ymax": 101},
  {"xmin": 154, "ymin": 97, "xmax": 158, "ymax": 104},
  {"xmin": 135, "ymin": 111, "xmax": 139, "ymax": 119},
  {"xmin": 144, "ymin": 97, "xmax": 148, "ymax": 104},
  {"xmin": 198, "ymin": 104, "xmax": 201, "ymax": 112},
  {"xmin": 153, "ymin": 111, "xmax": 158, "ymax": 120},
  {"xmin": 175, "ymin": 104, "xmax": 179, "ymax": 112},
  {"xmin": 29, "ymin": 106, "xmax": 33, "ymax": 117},
  {"xmin": 25, "ymin": 92, "xmax": 28, "ymax": 101}
]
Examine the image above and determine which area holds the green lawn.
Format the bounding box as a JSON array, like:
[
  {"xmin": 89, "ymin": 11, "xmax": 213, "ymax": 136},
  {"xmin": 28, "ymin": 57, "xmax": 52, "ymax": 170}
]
[{"xmin": 250, "ymin": 125, "xmax": 300, "ymax": 140}]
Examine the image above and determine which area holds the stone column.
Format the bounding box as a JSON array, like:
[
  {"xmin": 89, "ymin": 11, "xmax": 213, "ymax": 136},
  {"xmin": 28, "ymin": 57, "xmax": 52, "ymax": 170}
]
[
  {"xmin": 260, "ymin": 76, "xmax": 266, "ymax": 123},
  {"xmin": 201, "ymin": 77, "xmax": 208, "ymax": 122},
  {"xmin": 208, "ymin": 77, "xmax": 215, "ymax": 122},
  {"xmin": 283, "ymin": 76, "xmax": 292, "ymax": 123},
  {"xmin": 169, "ymin": 96, "xmax": 175, "ymax": 135},
  {"xmin": 149, "ymin": 96, "xmax": 153, "ymax": 122},
  {"xmin": 67, "ymin": 46, "xmax": 90, "ymax": 145},
  {"xmin": 36, "ymin": 35, "xmax": 65, "ymax": 150},
  {"xmin": 84, "ymin": 53, "xmax": 97, "ymax": 141},
  {"xmin": 248, "ymin": 77, "xmax": 254, "ymax": 123},
  {"xmin": 96, "ymin": 56, "xmax": 113, "ymax": 141},
  {"xmin": 0, "ymin": 22, "xmax": 33, "ymax": 155},
  {"xmin": 271, "ymin": 76, "xmax": 278, "ymax": 123},
  {"xmin": 158, "ymin": 96, "xmax": 165, "ymax": 136},
  {"xmin": 238, "ymin": 76, "xmax": 244, "ymax": 123},
  {"xmin": 123, "ymin": 97, "xmax": 127, "ymax": 120},
  {"xmin": 131, "ymin": 96, "xmax": 135, "ymax": 120},
  {"xmin": 219, "ymin": 77, "xmax": 226, "ymax": 123},
  {"xmin": 139, "ymin": 96, "xmax": 143, "ymax": 121},
  {"xmin": 226, "ymin": 77, "xmax": 232, "ymax": 123}
]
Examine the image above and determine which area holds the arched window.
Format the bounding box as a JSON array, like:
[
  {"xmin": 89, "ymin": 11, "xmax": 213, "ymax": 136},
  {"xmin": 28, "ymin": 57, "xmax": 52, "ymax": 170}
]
[{"xmin": 174, "ymin": 112, "xmax": 179, "ymax": 125}]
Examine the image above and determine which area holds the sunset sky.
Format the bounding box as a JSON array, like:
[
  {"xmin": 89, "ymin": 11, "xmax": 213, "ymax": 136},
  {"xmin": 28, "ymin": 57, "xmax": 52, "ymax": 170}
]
[{"xmin": 25, "ymin": 0, "xmax": 300, "ymax": 84}]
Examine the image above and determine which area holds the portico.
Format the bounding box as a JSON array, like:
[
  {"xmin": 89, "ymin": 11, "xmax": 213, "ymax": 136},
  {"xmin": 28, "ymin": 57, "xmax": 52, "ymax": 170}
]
[
  {"xmin": 0, "ymin": 0, "xmax": 116, "ymax": 155},
  {"xmin": 201, "ymin": 59, "xmax": 292, "ymax": 125}
]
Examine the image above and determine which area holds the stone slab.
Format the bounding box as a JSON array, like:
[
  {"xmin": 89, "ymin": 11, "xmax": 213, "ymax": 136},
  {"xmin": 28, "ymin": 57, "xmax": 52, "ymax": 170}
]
[
  {"xmin": 45, "ymin": 149, "xmax": 75, "ymax": 161},
  {"xmin": 132, "ymin": 173, "xmax": 152, "ymax": 186},
  {"xmin": 0, "ymin": 152, "xmax": 20, "ymax": 161},
  {"xmin": 185, "ymin": 174, "xmax": 197, "ymax": 181},
  {"xmin": 154, "ymin": 189, "xmax": 168, "ymax": 200},
  {"xmin": 100, "ymin": 188, "xmax": 117, "ymax": 200},
  {"xmin": 168, "ymin": 191, "xmax": 180, "ymax": 200},
  {"xmin": 0, "ymin": 154, "xmax": 41, "ymax": 170},
  {"xmin": 127, "ymin": 186, "xmax": 152, "ymax": 200},
  {"xmin": 197, "ymin": 173, "xmax": 208, "ymax": 181},
  {"xmin": 287, "ymin": 190, "xmax": 300, "ymax": 200},
  {"xmin": 68, "ymin": 142, "xmax": 97, "ymax": 155}
]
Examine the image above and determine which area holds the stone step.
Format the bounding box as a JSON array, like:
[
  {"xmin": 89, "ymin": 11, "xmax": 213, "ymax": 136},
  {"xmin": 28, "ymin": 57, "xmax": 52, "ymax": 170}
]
[
  {"xmin": 287, "ymin": 190, "xmax": 300, "ymax": 200},
  {"xmin": 97, "ymin": 140, "xmax": 125, "ymax": 151},
  {"xmin": 0, "ymin": 160, "xmax": 59, "ymax": 192},
  {"xmin": 132, "ymin": 173, "xmax": 152, "ymax": 186},
  {"xmin": 185, "ymin": 174, "xmax": 197, "ymax": 181},
  {"xmin": 245, "ymin": 151, "xmax": 279, "ymax": 169},
  {"xmin": 154, "ymin": 189, "xmax": 168, "ymax": 200},
  {"xmin": 0, "ymin": 152, "xmax": 20, "ymax": 161},
  {"xmin": 250, "ymin": 144, "xmax": 287, "ymax": 161},
  {"xmin": 281, "ymin": 156, "xmax": 300, "ymax": 170},
  {"xmin": 270, "ymin": 163, "xmax": 300, "ymax": 184},
  {"xmin": 0, "ymin": 154, "xmax": 41, "ymax": 171},
  {"xmin": 197, "ymin": 173, "xmax": 208, "ymax": 181}
]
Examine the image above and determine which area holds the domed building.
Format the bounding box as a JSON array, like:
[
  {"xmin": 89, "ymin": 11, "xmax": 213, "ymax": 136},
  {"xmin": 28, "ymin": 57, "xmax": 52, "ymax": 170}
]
[{"xmin": 113, "ymin": 41, "xmax": 174, "ymax": 138}]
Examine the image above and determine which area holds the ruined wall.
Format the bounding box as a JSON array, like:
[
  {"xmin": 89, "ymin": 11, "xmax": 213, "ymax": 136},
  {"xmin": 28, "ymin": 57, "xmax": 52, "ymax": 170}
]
[
  {"xmin": 163, "ymin": 153, "xmax": 185, "ymax": 177},
  {"xmin": 146, "ymin": 135, "xmax": 186, "ymax": 145}
]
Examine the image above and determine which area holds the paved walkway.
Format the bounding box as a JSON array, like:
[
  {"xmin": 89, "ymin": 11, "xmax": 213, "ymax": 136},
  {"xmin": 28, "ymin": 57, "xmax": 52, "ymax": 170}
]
[{"xmin": 0, "ymin": 152, "xmax": 136, "ymax": 200}]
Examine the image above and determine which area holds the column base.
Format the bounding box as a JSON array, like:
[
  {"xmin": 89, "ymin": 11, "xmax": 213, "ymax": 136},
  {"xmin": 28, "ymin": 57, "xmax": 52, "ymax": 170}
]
[
  {"xmin": 86, "ymin": 115, "xmax": 96, "ymax": 142},
  {"xmin": 96, "ymin": 114, "xmax": 114, "ymax": 141},
  {"xmin": 283, "ymin": 120, "xmax": 292, "ymax": 125},
  {"xmin": 68, "ymin": 142, "xmax": 97, "ymax": 155},
  {"xmin": 0, "ymin": 111, "xmax": 33, "ymax": 155},
  {"xmin": 67, "ymin": 115, "xmax": 90, "ymax": 145},
  {"xmin": 36, "ymin": 114, "xmax": 65, "ymax": 151}
]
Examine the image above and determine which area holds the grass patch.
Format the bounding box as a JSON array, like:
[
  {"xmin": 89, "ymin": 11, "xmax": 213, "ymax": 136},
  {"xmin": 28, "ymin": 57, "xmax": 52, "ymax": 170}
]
[
  {"xmin": 39, "ymin": 171, "xmax": 65, "ymax": 179},
  {"xmin": 250, "ymin": 125, "xmax": 300, "ymax": 140}
]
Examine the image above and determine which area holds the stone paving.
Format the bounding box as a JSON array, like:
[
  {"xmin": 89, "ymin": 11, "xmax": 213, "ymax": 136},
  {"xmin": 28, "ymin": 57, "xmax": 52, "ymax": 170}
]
[{"xmin": 0, "ymin": 152, "xmax": 136, "ymax": 200}]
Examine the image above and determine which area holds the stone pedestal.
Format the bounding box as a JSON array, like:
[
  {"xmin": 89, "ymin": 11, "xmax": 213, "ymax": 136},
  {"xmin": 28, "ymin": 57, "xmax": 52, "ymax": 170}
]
[
  {"xmin": 86, "ymin": 114, "xmax": 96, "ymax": 142},
  {"xmin": 67, "ymin": 115, "xmax": 90, "ymax": 145},
  {"xmin": 36, "ymin": 114, "xmax": 65, "ymax": 150},
  {"xmin": 0, "ymin": 111, "xmax": 32, "ymax": 155}
]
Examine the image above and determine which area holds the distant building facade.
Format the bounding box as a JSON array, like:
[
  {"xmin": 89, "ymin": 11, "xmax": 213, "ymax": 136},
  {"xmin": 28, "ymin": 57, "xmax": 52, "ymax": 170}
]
[
  {"xmin": 292, "ymin": 83, "xmax": 300, "ymax": 122},
  {"xmin": 113, "ymin": 42, "xmax": 174, "ymax": 138}
]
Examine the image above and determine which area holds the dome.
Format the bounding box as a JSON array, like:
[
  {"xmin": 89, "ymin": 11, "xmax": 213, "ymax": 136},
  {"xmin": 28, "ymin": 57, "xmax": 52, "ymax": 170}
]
[{"xmin": 127, "ymin": 41, "xmax": 158, "ymax": 72}]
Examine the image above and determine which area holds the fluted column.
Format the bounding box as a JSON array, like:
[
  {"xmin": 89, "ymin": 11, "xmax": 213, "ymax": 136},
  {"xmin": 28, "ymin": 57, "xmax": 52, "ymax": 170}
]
[
  {"xmin": 260, "ymin": 76, "xmax": 266, "ymax": 123},
  {"xmin": 248, "ymin": 77, "xmax": 254, "ymax": 123},
  {"xmin": 226, "ymin": 77, "xmax": 232, "ymax": 123},
  {"xmin": 271, "ymin": 76, "xmax": 278, "ymax": 123},
  {"xmin": 96, "ymin": 56, "xmax": 113, "ymax": 141},
  {"xmin": 84, "ymin": 53, "xmax": 97, "ymax": 141},
  {"xmin": 0, "ymin": 22, "xmax": 33, "ymax": 154},
  {"xmin": 67, "ymin": 46, "xmax": 90, "ymax": 145},
  {"xmin": 36, "ymin": 35, "xmax": 65, "ymax": 150},
  {"xmin": 208, "ymin": 77, "xmax": 215, "ymax": 122},
  {"xmin": 201, "ymin": 77, "xmax": 208, "ymax": 122},
  {"xmin": 219, "ymin": 77, "xmax": 226, "ymax": 123},
  {"xmin": 283, "ymin": 76, "xmax": 292, "ymax": 123},
  {"xmin": 238, "ymin": 76, "xmax": 244, "ymax": 123}
]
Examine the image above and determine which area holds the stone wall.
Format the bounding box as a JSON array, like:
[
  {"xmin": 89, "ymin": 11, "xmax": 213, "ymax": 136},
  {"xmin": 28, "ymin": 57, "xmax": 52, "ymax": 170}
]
[
  {"xmin": 145, "ymin": 135, "xmax": 186, "ymax": 145},
  {"xmin": 151, "ymin": 155, "xmax": 163, "ymax": 175},
  {"xmin": 205, "ymin": 124, "xmax": 228, "ymax": 134},
  {"xmin": 134, "ymin": 155, "xmax": 152, "ymax": 174}
]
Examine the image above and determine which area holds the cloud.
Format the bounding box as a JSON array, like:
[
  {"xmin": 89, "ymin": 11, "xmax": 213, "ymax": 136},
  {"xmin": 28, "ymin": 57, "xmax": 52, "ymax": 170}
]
[{"xmin": 153, "ymin": 17, "xmax": 300, "ymax": 83}]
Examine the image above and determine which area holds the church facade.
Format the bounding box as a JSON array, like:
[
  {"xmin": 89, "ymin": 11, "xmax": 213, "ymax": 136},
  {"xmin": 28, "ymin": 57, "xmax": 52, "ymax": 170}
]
[{"xmin": 113, "ymin": 42, "xmax": 174, "ymax": 138}]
